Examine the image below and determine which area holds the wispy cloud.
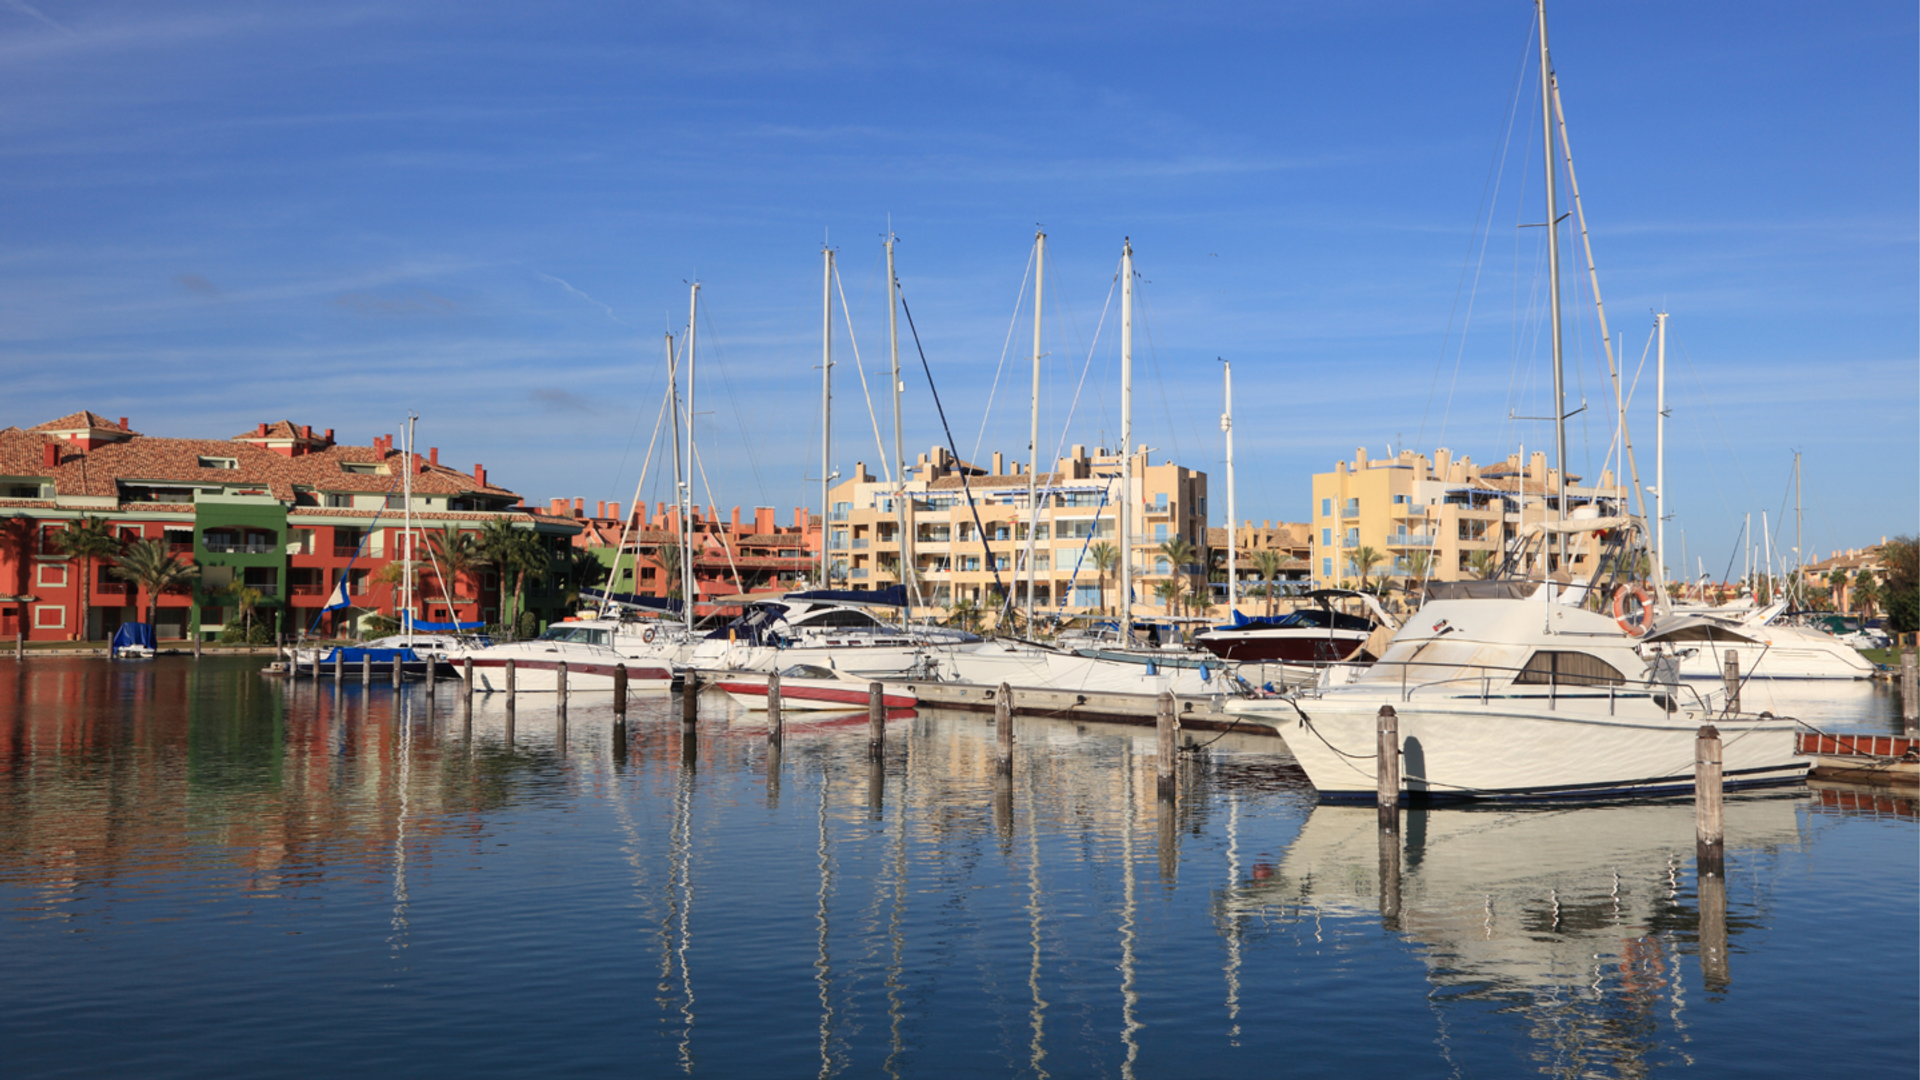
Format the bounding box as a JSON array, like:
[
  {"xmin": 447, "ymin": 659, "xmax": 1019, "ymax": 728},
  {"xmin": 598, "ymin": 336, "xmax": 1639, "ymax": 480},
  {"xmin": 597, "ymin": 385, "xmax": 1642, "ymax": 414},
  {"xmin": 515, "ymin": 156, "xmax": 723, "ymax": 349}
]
[
  {"xmin": 533, "ymin": 270, "xmax": 630, "ymax": 326},
  {"xmin": 175, "ymin": 272, "xmax": 218, "ymax": 296}
]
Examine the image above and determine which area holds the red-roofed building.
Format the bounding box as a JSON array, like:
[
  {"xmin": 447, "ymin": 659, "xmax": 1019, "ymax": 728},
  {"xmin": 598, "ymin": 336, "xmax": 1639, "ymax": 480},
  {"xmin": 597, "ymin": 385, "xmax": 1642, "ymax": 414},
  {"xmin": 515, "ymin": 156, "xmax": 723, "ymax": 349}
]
[
  {"xmin": 558, "ymin": 497, "xmax": 821, "ymax": 617},
  {"xmin": 0, "ymin": 411, "xmax": 579, "ymax": 643}
]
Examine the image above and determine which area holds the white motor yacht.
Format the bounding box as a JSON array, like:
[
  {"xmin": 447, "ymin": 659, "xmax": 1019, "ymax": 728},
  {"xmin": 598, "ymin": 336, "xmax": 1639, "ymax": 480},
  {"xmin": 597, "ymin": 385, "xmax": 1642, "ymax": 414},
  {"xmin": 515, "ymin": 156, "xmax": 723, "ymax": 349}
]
[
  {"xmin": 687, "ymin": 591, "xmax": 981, "ymax": 678},
  {"xmin": 453, "ymin": 623, "xmax": 673, "ymax": 692},
  {"xmin": 1641, "ymin": 611, "xmax": 1875, "ymax": 681},
  {"xmin": 1225, "ymin": 520, "xmax": 1809, "ymax": 801}
]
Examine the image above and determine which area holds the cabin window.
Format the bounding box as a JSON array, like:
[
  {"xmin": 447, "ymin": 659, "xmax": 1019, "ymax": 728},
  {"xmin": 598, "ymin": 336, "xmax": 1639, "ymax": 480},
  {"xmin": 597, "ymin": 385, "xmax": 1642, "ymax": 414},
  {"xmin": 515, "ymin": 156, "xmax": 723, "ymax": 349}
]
[{"xmin": 1513, "ymin": 650, "xmax": 1625, "ymax": 688}]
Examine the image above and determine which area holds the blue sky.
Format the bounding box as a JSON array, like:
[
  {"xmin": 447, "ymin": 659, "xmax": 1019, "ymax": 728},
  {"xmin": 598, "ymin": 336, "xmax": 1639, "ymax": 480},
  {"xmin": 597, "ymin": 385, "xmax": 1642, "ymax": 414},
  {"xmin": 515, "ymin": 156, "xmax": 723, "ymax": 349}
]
[{"xmin": 2, "ymin": 1, "xmax": 1913, "ymax": 578}]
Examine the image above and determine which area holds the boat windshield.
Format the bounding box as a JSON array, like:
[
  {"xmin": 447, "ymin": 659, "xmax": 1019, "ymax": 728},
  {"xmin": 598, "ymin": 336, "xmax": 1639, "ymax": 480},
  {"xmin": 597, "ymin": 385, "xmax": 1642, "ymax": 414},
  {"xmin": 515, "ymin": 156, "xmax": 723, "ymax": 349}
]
[
  {"xmin": 779, "ymin": 664, "xmax": 839, "ymax": 680},
  {"xmin": 538, "ymin": 626, "xmax": 610, "ymax": 646}
]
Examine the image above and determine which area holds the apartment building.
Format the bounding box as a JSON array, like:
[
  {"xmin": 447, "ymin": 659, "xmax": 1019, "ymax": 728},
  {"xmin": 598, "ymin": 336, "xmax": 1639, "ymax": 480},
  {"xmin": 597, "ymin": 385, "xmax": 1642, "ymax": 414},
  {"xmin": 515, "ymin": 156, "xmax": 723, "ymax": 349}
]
[
  {"xmin": 1206, "ymin": 520, "xmax": 1313, "ymax": 608},
  {"xmin": 1309, "ymin": 446, "xmax": 1629, "ymax": 589},
  {"xmin": 562, "ymin": 497, "xmax": 821, "ymax": 617},
  {"xmin": 824, "ymin": 443, "xmax": 1208, "ymax": 620},
  {"xmin": 0, "ymin": 411, "xmax": 579, "ymax": 642}
]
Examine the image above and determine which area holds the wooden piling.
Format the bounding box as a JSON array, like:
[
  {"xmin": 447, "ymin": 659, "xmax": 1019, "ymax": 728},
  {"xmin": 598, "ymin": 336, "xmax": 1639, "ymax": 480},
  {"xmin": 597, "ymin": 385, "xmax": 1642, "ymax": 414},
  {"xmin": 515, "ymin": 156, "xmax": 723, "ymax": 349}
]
[
  {"xmin": 766, "ymin": 670, "xmax": 782, "ymax": 743},
  {"xmin": 462, "ymin": 658, "xmax": 474, "ymax": 703},
  {"xmin": 504, "ymin": 658, "xmax": 516, "ymax": 715},
  {"xmin": 867, "ymin": 756, "xmax": 884, "ymax": 819},
  {"xmin": 1155, "ymin": 691, "xmax": 1177, "ymax": 801},
  {"xmin": 391, "ymin": 653, "xmax": 403, "ymax": 688},
  {"xmin": 612, "ymin": 663, "xmax": 629, "ymax": 718},
  {"xmin": 996, "ymin": 683, "xmax": 1015, "ymax": 776},
  {"xmin": 1377, "ymin": 820, "xmax": 1403, "ymax": 930},
  {"xmin": 868, "ymin": 681, "xmax": 885, "ymax": 759},
  {"xmin": 1698, "ymin": 869, "xmax": 1730, "ymax": 991},
  {"xmin": 1722, "ymin": 650, "xmax": 1740, "ymax": 714},
  {"xmin": 1695, "ymin": 724, "xmax": 1725, "ymax": 878},
  {"xmin": 555, "ymin": 661, "xmax": 568, "ymax": 712},
  {"xmin": 333, "ymin": 651, "xmax": 343, "ymax": 683},
  {"xmin": 1902, "ymin": 650, "xmax": 1918, "ymax": 734},
  {"xmin": 1377, "ymin": 705, "xmax": 1400, "ymax": 829},
  {"xmin": 14, "ymin": 632, "xmax": 21, "ymax": 660},
  {"xmin": 361, "ymin": 653, "xmax": 371, "ymax": 686},
  {"xmin": 681, "ymin": 671, "xmax": 699, "ymax": 731},
  {"xmin": 191, "ymin": 633, "xmax": 200, "ymax": 660}
]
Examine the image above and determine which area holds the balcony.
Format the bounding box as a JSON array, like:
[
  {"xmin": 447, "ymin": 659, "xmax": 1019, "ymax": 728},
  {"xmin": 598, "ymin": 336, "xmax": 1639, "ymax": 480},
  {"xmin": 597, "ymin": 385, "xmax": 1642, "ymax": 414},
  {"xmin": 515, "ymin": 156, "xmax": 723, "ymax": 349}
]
[
  {"xmin": 204, "ymin": 541, "xmax": 277, "ymax": 555},
  {"xmin": 852, "ymin": 538, "xmax": 870, "ymax": 549},
  {"xmin": 1386, "ymin": 533, "xmax": 1434, "ymax": 547},
  {"xmin": 289, "ymin": 584, "xmax": 328, "ymax": 597},
  {"xmin": 95, "ymin": 581, "xmax": 130, "ymax": 597},
  {"xmin": 1340, "ymin": 503, "xmax": 1362, "ymax": 519},
  {"xmin": 332, "ymin": 545, "xmax": 363, "ymax": 558},
  {"xmin": 851, "ymin": 568, "xmax": 868, "ymax": 579}
]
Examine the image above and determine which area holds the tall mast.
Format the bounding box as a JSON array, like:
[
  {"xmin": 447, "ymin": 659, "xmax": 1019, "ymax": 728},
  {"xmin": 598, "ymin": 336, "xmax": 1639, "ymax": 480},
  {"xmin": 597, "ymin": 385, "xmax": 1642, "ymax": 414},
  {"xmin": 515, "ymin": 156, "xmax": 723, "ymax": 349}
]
[
  {"xmin": 1222, "ymin": 358, "xmax": 1236, "ymax": 614},
  {"xmin": 403, "ymin": 412, "xmax": 416, "ymax": 641},
  {"xmin": 887, "ymin": 234, "xmax": 913, "ymax": 615},
  {"xmin": 1119, "ymin": 239, "xmax": 1134, "ymax": 643},
  {"xmin": 684, "ymin": 284, "xmax": 700, "ymax": 631},
  {"xmin": 1655, "ymin": 310, "xmax": 1667, "ymax": 585},
  {"xmin": 1793, "ymin": 452, "xmax": 1803, "ymax": 606},
  {"xmin": 1025, "ymin": 230, "xmax": 1045, "ymax": 626},
  {"xmin": 1536, "ymin": 0, "xmax": 1568, "ymax": 532},
  {"xmin": 821, "ymin": 245, "xmax": 834, "ymax": 588},
  {"xmin": 666, "ymin": 329, "xmax": 685, "ymax": 622}
]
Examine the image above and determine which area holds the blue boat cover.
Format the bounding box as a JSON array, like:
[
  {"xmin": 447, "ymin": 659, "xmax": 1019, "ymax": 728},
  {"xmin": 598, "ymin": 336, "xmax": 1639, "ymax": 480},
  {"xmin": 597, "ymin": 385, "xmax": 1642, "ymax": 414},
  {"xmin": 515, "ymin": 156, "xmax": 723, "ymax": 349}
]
[
  {"xmin": 320, "ymin": 647, "xmax": 426, "ymax": 664},
  {"xmin": 580, "ymin": 588, "xmax": 683, "ymax": 614},
  {"xmin": 784, "ymin": 585, "xmax": 908, "ymax": 607},
  {"xmin": 401, "ymin": 612, "xmax": 488, "ymax": 631},
  {"xmin": 110, "ymin": 622, "xmax": 156, "ymax": 657}
]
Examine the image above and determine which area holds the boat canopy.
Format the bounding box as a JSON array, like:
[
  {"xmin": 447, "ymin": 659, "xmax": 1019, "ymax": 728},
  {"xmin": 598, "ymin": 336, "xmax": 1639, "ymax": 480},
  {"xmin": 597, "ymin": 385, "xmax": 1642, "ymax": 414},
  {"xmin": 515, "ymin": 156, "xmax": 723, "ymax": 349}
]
[
  {"xmin": 784, "ymin": 585, "xmax": 909, "ymax": 608},
  {"xmin": 402, "ymin": 612, "xmax": 487, "ymax": 632},
  {"xmin": 110, "ymin": 622, "xmax": 155, "ymax": 657}
]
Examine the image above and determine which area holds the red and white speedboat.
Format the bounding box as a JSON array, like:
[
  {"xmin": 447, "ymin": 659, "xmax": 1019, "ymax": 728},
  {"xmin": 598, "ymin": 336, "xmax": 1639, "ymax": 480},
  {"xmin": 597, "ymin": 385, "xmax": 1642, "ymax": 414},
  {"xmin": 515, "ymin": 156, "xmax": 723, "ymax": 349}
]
[
  {"xmin": 1195, "ymin": 589, "xmax": 1396, "ymax": 664},
  {"xmin": 453, "ymin": 624, "xmax": 673, "ymax": 692},
  {"xmin": 715, "ymin": 664, "xmax": 916, "ymax": 711}
]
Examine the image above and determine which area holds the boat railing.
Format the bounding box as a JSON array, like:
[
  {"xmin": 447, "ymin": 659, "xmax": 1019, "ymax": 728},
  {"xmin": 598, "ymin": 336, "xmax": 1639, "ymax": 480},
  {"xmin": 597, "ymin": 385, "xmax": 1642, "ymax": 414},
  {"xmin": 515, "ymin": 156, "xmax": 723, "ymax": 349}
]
[{"xmin": 1305, "ymin": 655, "xmax": 1709, "ymax": 715}]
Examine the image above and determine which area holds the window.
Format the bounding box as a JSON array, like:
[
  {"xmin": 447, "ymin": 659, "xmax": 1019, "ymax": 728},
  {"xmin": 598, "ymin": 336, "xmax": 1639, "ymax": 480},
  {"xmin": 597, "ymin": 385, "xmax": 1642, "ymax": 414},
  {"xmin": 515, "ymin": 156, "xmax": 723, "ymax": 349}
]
[
  {"xmin": 36, "ymin": 564, "xmax": 67, "ymax": 588},
  {"xmin": 1154, "ymin": 492, "xmax": 1168, "ymax": 511},
  {"xmin": 1392, "ymin": 494, "xmax": 1407, "ymax": 505},
  {"xmin": 1155, "ymin": 557, "xmax": 1171, "ymax": 574},
  {"xmin": 34, "ymin": 605, "xmax": 65, "ymax": 629},
  {"xmin": 324, "ymin": 493, "xmax": 354, "ymax": 508},
  {"xmin": 1513, "ymin": 651, "xmax": 1626, "ymax": 688},
  {"xmin": 1320, "ymin": 498, "xmax": 1331, "ymax": 517},
  {"xmin": 1154, "ymin": 523, "xmax": 1168, "ymax": 542},
  {"xmin": 197, "ymin": 457, "xmax": 238, "ymax": 470},
  {"xmin": 1322, "ymin": 558, "xmax": 1332, "ymax": 577},
  {"xmin": 1345, "ymin": 527, "xmax": 1359, "ymax": 546},
  {"xmin": 9, "ymin": 484, "xmax": 39, "ymax": 498},
  {"xmin": 342, "ymin": 463, "xmax": 382, "ymax": 475},
  {"xmin": 1321, "ymin": 528, "xmax": 1332, "ymax": 547}
]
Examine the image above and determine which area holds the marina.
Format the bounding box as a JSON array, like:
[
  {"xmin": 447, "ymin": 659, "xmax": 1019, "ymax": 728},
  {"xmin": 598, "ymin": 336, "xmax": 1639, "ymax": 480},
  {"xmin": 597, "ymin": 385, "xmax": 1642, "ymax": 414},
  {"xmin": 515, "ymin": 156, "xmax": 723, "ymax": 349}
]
[{"xmin": 0, "ymin": 654, "xmax": 1912, "ymax": 1078}]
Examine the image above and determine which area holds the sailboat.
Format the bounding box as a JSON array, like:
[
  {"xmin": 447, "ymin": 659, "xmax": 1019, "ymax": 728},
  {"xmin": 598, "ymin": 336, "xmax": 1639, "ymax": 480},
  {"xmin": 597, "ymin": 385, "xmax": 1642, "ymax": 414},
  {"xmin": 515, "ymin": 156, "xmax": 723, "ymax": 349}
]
[{"xmin": 1224, "ymin": 1, "xmax": 1808, "ymax": 800}]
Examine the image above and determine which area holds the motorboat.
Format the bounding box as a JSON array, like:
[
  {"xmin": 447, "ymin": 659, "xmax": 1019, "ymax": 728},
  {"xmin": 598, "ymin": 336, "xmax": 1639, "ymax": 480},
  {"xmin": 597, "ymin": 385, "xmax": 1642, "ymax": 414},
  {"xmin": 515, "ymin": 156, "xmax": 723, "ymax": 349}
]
[
  {"xmin": 688, "ymin": 587, "xmax": 981, "ymax": 678},
  {"xmin": 109, "ymin": 622, "xmax": 156, "ymax": 659},
  {"xmin": 1641, "ymin": 610, "xmax": 1876, "ymax": 681},
  {"xmin": 453, "ymin": 623, "xmax": 673, "ymax": 692},
  {"xmin": 1225, "ymin": 519, "xmax": 1809, "ymax": 801},
  {"xmin": 923, "ymin": 636, "xmax": 1238, "ymax": 698},
  {"xmin": 714, "ymin": 663, "xmax": 917, "ymax": 711},
  {"xmin": 1194, "ymin": 589, "xmax": 1397, "ymax": 664}
]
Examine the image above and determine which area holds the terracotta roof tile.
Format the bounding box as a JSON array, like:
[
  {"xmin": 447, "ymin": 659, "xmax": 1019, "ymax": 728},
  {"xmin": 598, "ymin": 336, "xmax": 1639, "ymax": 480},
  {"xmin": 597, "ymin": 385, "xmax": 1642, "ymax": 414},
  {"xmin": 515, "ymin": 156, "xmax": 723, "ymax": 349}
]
[{"xmin": 29, "ymin": 410, "xmax": 135, "ymax": 434}]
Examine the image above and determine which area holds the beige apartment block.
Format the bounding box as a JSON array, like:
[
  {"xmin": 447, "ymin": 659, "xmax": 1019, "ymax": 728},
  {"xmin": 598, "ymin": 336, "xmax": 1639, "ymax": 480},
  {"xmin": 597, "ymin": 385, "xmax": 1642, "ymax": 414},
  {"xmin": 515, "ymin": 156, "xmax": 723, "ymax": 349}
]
[
  {"xmin": 826, "ymin": 444, "xmax": 1208, "ymax": 620},
  {"xmin": 1309, "ymin": 446, "xmax": 1629, "ymax": 590}
]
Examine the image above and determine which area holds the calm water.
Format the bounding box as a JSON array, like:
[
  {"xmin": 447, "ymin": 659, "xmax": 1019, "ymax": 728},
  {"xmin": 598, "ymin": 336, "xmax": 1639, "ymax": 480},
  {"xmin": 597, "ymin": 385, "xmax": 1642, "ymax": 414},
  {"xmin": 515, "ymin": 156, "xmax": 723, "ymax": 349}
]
[{"xmin": 1, "ymin": 657, "xmax": 1913, "ymax": 1079}]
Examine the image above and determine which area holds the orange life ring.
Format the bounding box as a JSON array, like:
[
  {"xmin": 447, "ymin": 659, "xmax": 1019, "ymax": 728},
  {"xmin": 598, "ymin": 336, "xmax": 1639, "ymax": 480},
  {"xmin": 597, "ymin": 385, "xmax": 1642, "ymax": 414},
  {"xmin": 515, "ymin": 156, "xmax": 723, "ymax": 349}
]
[
  {"xmin": 641, "ymin": 626, "xmax": 656, "ymax": 644},
  {"xmin": 1611, "ymin": 582, "xmax": 1653, "ymax": 636}
]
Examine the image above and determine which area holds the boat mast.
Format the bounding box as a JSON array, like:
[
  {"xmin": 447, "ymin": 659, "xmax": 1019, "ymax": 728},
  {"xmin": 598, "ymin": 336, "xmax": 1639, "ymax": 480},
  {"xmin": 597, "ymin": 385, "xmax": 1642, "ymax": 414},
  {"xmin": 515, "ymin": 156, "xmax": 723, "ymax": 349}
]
[
  {"xmin": 684, "ymin": 283, "xmax": 699, "ymax": 633},
  {"xmin": 821, "ymin": 245, "xmax": 834, "ymax": 589},
  {"xmin": 1119, "ymin": 239, "xmax": 1134, "ymax": 643},
  {"xmin": 887, "ymin": 234, "xmax": 914, "ymax": 616},
  {"xmin": 403, "ymin": 412, "xmax": 416, "ymax": 643},
  {"xmin": 1536, "ymin": 0, "xmax": 1568, "ymax": 539},
  {"xmin": 1025, "ymin": 229, "xmax": 1045, "ymax": 627},
  {"xmin": 1655, "ymin": 310, "xmax": 1667, "ymax": 584},
  {"xmin": 666, "ymin": 329, "xmax": 685, "ymax": 621},
  {"xmin": 1793, "ymin": 451, "xmax": 1803, "ymax": 607},
  {"xmin": 1222, "ymin": 358, "xmax": 1236, "ymax": 614}
]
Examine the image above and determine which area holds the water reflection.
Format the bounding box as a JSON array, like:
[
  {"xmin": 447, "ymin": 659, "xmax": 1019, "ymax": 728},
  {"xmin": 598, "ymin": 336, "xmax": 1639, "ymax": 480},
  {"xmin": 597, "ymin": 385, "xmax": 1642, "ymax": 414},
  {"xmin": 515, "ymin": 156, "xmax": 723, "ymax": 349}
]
[{"xmin": 0, "ymin": 657, "xmax": 1910, "ymax": 1079}]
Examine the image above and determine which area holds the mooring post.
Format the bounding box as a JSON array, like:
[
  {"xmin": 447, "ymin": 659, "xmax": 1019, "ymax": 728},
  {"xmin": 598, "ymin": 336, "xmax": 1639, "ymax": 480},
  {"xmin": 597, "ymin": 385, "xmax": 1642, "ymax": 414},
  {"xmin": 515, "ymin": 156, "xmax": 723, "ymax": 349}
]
[
  {"xmin": 1901, "ymin": 650, "xmax": 1918, "ymax": 734},
  {"xmin": 15, "ymin": 632, "xmax": 22, "ymax": 661},
  {"xmin": 1695, "ymin": 724, "xmax": 1725, "ymax": 878},
  {"xmin": 504, "ymin": 658, "xmax": 517, "ymax": 716},
  {"xmin": 867, "ymin": 756, "xmax": 884, "ymax": 819},
  {"xmin": 1722, "ymin": 650, "xmax": 1740, "ymax": 714},
  {"xmin": 191, "ymin": 633, "xmax": 200, "ymax": 660},
  {"xmin": 765, "ymin": 669, "xmax": 783, "ymax": 743},
  {"xmin": 1377, "ymin": 705, "xmax": 1401, "ymax": 830},
  {"xmin": 333, "ymin": 651, "xmax": 343, "ymax": 683},
  {"xmin": 1156, "ymin": 691, "xmax": 1177, "ymax": 801},
  {"xmin": 361, "ymin": 652, "xmax": 370, "ymax": 686},
  {"xmin": 462, "ymin": 658, "xmax": 474, "ymax": 703},
  {"xmin": 1378, "ymin": 820, "xmax": 1403, "ymax": 931},
  {"xmin": 555, "ymin": 661, "xmax": 568, "ymax": 720},
  {"xmin": 612, "ymin": 663, "xmax": 629, "ymax": 719},
  {"xmin": 391, "ymin": 652, "xmax": 403, "ymax": 688},
  {"xmin": 1698, "ymin": 868, "xmax": 1730, "ymax": 991},
  {"xmin": 868, "ymin": 681, "xmax": 885, "ymax": 759},
  {"xmin": 997, "ymin": 683, "xmax": 1015, "ymax": 776},
  {"xmin": 681, "ymin": 671, "xmax": 699, "ymax": 732}
]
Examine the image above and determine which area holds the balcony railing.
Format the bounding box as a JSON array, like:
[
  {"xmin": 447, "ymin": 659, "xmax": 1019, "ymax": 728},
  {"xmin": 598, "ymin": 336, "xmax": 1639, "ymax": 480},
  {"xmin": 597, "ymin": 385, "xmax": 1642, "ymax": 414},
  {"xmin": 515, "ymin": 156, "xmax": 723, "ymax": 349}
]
[
  {"xmin": 289, "ymin": 584, "xmax": 328, "ymax": 597},
  {"xmin": 204, "ymin": 541, "xmax": 277, "ymax": 554},
  {"xmin": 852, "ymin": 538, "xmax": 869, "ymax": 549},
  {"xmin": 1387, "ymin": 534, "xmax": 1434, "ymax": 547},
  {"xmin": 851, "ymin": 568, "xmax": 868, "ymax": 579},
  {"xmin": 1340, "ymin": 504, "xmax": 1362, "ymax": 518},
  {"xmin": 332, "ymin": 545, "xmax": 363, "ymax": 558},
  {"xmin": 242, "ymin": 585, "xmax": 278, "ymax": 597},
  {"xmin": 95, "ymin": 582, "xmax": 129, "ymax": 596}
]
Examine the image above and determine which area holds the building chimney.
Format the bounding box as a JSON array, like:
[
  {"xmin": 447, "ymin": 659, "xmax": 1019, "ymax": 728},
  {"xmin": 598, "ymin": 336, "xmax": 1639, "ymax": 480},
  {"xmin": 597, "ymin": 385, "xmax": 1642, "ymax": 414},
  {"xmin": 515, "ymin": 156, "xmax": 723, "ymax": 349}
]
[
  {"xmin": 573, "ymin": 497, "xmax": 585, "ymax": 517},
  {"xmin": 119, "ymin": 416, "xmax": 129, "ymax": 431},
  {"xmin": 473, "ymin": 464, "xmax": 486, "ymax": 488},
  {"xmin": 551, "ymin": 498, "xmax": 568, "ymax": 516},
  {"xmin": 42, "ymin": 442, "xmax": 58, "ymax": 468},
  {"xmin": 756, "ymin": 506, "xmax": 774, "ymax": 534},
  {"xmin": 302, "ymin": 424, "xmax": 312, "ymax": 440},
  {"xmin": 428, "ymin": 447, "xmax": 438, "ymax": 466},
  {"xmin": 325, "ymin": 429, "xmax": 334, "ymax": 442},
  {"xmin": 731, "ymin": 506, "xmax": 741, "ymax": 531},
  {"xmin": 596, "ymin": 501, "xmax": 606, "ymax": 519},
  {"xmin": 608, "ymin": 502, "xmax": 621, "ymax": 523},
  {"xmin": 990, "ymin": 451, "xmax": 1003, "ymax": 475},
  {"xmin": 257, "ymin": 423, "xmax": 269, "ymax": 437}
]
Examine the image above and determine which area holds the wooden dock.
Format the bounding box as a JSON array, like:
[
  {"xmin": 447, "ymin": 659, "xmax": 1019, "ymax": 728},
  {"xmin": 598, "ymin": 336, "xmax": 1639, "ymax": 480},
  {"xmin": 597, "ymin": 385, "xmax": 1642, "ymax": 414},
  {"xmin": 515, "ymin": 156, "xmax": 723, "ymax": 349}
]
[{"xmin": 890, "ymin": 678, "xmax": 1279, "ymax": 736}]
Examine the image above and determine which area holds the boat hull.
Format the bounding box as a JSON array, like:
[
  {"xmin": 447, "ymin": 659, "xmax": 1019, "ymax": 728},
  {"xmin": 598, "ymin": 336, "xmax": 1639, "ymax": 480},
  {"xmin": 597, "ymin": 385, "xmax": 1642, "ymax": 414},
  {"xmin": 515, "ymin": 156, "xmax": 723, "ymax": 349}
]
[
  {"xmin": 1195, "ymin": 629, "xmax": 1368, "ymax": 664},
  {"xmin": 1230, "ymin": 693, "xmax": 1808, "ymax": 801},
  {"xmin": 715, "ymin": 678, "xmax": 916, "ymax": 711},
  {"xmin": 459, "ymin": 656, "xmax": 673, "ymax": 692}
]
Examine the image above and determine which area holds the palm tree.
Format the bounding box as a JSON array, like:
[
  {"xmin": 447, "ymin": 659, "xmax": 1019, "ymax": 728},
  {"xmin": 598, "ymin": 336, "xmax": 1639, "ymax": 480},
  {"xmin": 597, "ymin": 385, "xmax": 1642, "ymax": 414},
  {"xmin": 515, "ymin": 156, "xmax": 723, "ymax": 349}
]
[
  {"xmin": 1157, "ymin": 537, "xmax": 1197, "ymax": 615},
  {"xmin": 654, "ymin": 540, "xmax": 685, "ymax": 601},
  {"xmin": 1402, "ymin": 550, "xmax": 1432, "ymax": 595},
  {"xmin": 475, "ymin": 519, "xmax": 546, "ymax": 629},
  {"xmin": 1347, "ymin": 545, "xmax": 1385, "ymax": 594},
  {"xmin": 1852, "ymin": 569, "xmax": 1879, "ymax": 619},
  {"xmin": 1153, "ymin": 577, "xmax": 1184, "ymax": 615},
  {"xmin": 1466, "ymin": 550, "xmax": 1497, "ymax": 580},
  {"xmin": 1089, "ymin": 541, "xmax": 1118, "ymax": 616},
  {"xmin": 110, "ymin": 538, "xmax": 200, "ymax": 630},
  {"xmin": 53, "ymin": 516, "xmax": 122, "ymax": 640},
  {"xmin": 948, "ymin": 595, "xmax": 980, "ymax": 633},
  {"xmin": 1826, "ymin": 567, "xmax": 1850, "ymax": 611},
  {"xmin": 425, "ymin": 525, "xmax": 480, "ymax": 606},
  {"xmin": 229, "ymin": 584, "xmax": 263, "ymax": 640},
  {"xmin": 1251, "ymin": 548, "xmax": 1284, "ymax": 617}
]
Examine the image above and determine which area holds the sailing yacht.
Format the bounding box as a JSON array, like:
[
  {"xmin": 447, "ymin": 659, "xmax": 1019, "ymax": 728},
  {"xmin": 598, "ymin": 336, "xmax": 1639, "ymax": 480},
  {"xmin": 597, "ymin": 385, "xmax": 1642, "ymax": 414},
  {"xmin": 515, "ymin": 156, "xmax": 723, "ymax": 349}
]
[{"xmin": 1226, "ymin": 4, "xmax": 1809, "ymax": 800}]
